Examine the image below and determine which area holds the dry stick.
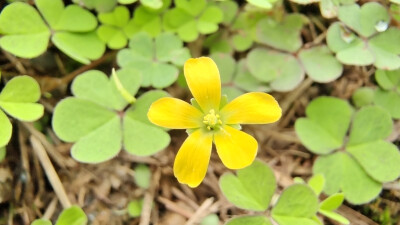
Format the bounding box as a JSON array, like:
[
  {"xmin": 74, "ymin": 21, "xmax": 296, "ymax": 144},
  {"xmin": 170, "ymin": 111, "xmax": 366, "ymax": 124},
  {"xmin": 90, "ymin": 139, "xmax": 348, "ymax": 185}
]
[
  {"xmin": 157, "ymin": 196, "xmax": 194, "ymax": 218},
  {"xmin": 139, "ymin": 168, "xmax": 161, "ymax": 225},
  {"xmin": 185, "ymin": 197, "xmax": 214, "ymax": 225},
  {"xmin": 30, "ymin": 136, "xmax": 71, "ymax": 209},
  {"xmin": 2, "ymin": 50, "xmax": 27, "ymax": 74}
]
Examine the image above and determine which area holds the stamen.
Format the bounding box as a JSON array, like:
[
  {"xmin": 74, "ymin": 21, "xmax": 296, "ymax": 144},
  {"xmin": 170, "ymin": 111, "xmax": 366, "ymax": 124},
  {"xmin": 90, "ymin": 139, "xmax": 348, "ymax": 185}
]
[{"xmin": 203, "ymin": 109, "xmax": 222, "ymax": 130}]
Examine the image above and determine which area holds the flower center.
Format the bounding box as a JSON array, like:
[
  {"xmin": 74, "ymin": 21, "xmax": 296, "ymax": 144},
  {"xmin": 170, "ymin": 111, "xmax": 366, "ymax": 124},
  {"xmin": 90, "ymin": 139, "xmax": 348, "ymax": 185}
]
[{"xmin": 203, "ymin": 109, "xmax": 222, "ymax": 130}]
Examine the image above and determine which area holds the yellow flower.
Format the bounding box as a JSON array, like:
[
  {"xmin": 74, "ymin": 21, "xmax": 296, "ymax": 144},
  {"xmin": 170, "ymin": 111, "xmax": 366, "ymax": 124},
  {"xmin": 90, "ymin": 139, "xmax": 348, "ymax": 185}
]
[{"xmin": 147, "ymin": 57, "xmax": 282, "ymax": 187}]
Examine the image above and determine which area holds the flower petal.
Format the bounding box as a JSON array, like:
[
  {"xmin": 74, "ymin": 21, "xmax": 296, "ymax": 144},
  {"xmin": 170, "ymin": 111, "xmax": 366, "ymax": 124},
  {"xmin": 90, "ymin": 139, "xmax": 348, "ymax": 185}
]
[
  {"xmin": 221, "ymin": 92, "xmax": 282, "ymax": 125},
  {"xmin": 148, "ymin": 97, "xmax": 202, "ymax": 129},
  {"xmin": 174, "ymin": 129, "xmax": 213, "ymax": 187},
  {"xmin": 184, "ymin": 57, "xmax": 221, "ymax": 112},
  {"xmin": 214, "ymin": 125, "xmax": 258, "ymax": 169}
]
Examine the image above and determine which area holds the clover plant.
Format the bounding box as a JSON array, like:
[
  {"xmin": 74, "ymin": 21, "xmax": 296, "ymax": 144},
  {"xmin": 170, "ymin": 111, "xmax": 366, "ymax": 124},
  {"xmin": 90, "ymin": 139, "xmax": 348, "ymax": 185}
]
[
  {"xmin": 128, "ymin": 199, "xmax": 144, "ymax": 217},
  {"xmin": 289, "ymin": 0, "xmax": 355, "ymax": 18},
  {"xmin": 204, "ymin": 4, "xmax": 265, "ymax": 53},
  {"xmin": 295, "ymin": 97, "xmax": 400, "ymax": 204},
  {"xmin": 117, "ymin": 32, "xmax": 190, "ymax": 88},
  {"xmin": 163, "ymin": 0, "xmax": 223, "ymax": 42},
  {"xmin": 373, "ymin": 69, "xmax": 400, "ymax": 119},
  {"xmin": 210, "ymin": 53, "xmax": 270, "ymax": 100},
  {"xmin": 52, "ymin": 69, "xmax": 170, "ymax": 163},
  {"xmin": 31, "ymin": 205, "xmax": 87, "ymax": 225},
  {"xmin": 0, "ymin": 74, "xmax": 44, "ymax": 149},
  {"xmin": 245, "ymin": 14, "xmax": 343, "ymax": 92},
  {"xmin": 0, "ymin": 0, "xmax": 105, "ymax": 64},
  {"xmin": 220, "ymin": 160, "xmax": 348, "ymax": 225},
  {"xmin": 327, "ymin": 2, "xmax": 400, "ymax": 70}
]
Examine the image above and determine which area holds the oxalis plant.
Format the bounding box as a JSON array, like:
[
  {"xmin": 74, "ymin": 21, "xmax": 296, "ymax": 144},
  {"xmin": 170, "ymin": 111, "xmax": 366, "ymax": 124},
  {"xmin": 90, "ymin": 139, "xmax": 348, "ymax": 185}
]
[
  {"xmin": 0, "ymin": 73, "xmax": 44, "ymax": 150},
  {"xmin": 327, "ymin": 2, "xmax": 400, "ymax": 70},
  {"xmin": 246, "ymin": 13, "xmax": 343, "ymax": 92},
  {"xmin": 219, "ymin": 160, "xmax": 349, "ymax": 225},
  {"xmin": 0, "ymin": 0, "xmax": 105, "ymax": 64},
  {"xmin": 353, "ymin": 68, "xmax": 400, "ymax": 119},
  {"xmin": 52, "ymin": 69, "xmax": 170, "ymax": 163},
  {"xmin": 295, "ymin": 96, "xmax": 400, "ymax": 204}
]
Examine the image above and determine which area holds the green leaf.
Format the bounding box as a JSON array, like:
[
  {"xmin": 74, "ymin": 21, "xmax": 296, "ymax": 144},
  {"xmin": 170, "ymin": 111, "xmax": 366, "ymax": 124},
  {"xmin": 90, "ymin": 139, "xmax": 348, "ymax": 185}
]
[
  {"xmin": 256, "ymin": 14, "xmax": 304, "ymax": 52},
  {"xmin": 31, "ymin": 219, "xmax": 52, "ymax": 225},
  {"xmin": 119, "ymin": 0, "xmax": 138, "ymax": 4},
  {"xmin": 53, "ymin": 5, "xmax": 97, "ymax": 32},
  {"xmin": 375, "ymin": 69, "xmax": 400, "ymax": 90},
  {"xmin": 347, "ymin": 106, "xmax": 392, "ymax": 146},
  {"xmin": 247, "ymin": 48, "xmax": 304, "ymax": 91},
  {"xmin": 97, "ymin": 25, "xmax": 127, "ymax": 49},
  {"xmin": 319, "ymin": 193, "xmax": 344, "ymax": 211},
  {"xmin": 124, "ymin": 6, "xmax": 162, "ymax": 37},
  {"xmin": 233, "ymin": 59, "xmax": 270, "ymax": 93},
  {"xmin": 210, "ymin": 53, "xmax": 236, "ymax": 84},
  {"xmin": 368, "ymin": 28, "xmax": 400, "ymax": 70},
  {"xmin": 374, "ymin": 89, "xmax": 400, "ymax": 119},
  {"xmin": 326, "ymin": 22, "xmax": 357, "ymax": 53},
  {"xmin": 175, "ymin": 0, "xmax": 206, "ymax": 17},
  {"xmin": 200, "ymin": 214, "xmax": 219, "ymax": 225},
  {"xmin": 313, "ymin": 152, "xmax": 381, "ymax": 204},
  {"xmin": 347, "ymin": 140, "xmax": 400, "ymax": 183},
  {"xmin": 35, "ymin": 0, "xmax": 64, "ymax": 28},
  {"xmin": 318, "ymin": 210, "xmax": 350, "ymax": 225},
  {"xmin": 351, "ymin": 87, "xmax": 374, "ymax": 108},
  {"xmin": 71, "ymin": 69, "xmax": 141, "ymax": 111},
  {"xmin": 232, "ymin": 33, "xmax": 253, "ymax": 52},
  {"xmin": 0, "ymin": 146, "xmax": 6, "ymax": 162},
  {"xmin": 247, "ymin": 0, "xmax": 276, "ymax": 9},
  {"xmin": 217, "ymin": 1, "xmax": 238, "ymax": 25},
  {"xmin": 123, "ymin": 90, "xmax": 170, "ymax": 156},
  {"xmin": 128, "ymin": 199, "xmax": 143, "ymax": 217},
  {"xmin": 298, "ymin": 46, "xmax": 343, "ymax": 83},
  {"xmin": 134, "ymin": 164, "xmax": 151, "ymax": 188},
  {"xmin": 52, "ymin": 98, "xmax": 121, "ymax": 163},
  {"xmin": 197, "ymin": 6, "xmax": 223, "ymax": 34},
  {"xmin": 0, "ymin": 76, "xmax": 44, "ymax": 121},
  {"xmin": 55, "ymin": 206, "xmax": 87, "ymax": 225},
  {"xmin": 52, "ymin": 31, "xmax": 106, "ymax": 64},
  {"xmin": 336, "ymin": 41, "xmax": 374, "ymax": 66},
  {"xmin": 98, "ymin": 6, "xmax": 130, "ymax": 27},
  {"xmin": 226, "ymin": 216, "xmax": 272, "ymax": 225},
  {"xmin": 307, "ymin": 174, "xmax": 325, "ymax": 195},
  {"xmin": 219, "ymin": 160, "xmax": 276, "ymax": 211},
  {"xmin": 271, "ymin": 184, "xmax": 319, "ymax": 225},
  {"xmin": 0, "ymin": 110, "xmax": 11, "ymax": 149},
  {"xmin": 117, "ymin": 32, "xmax": 183, "ymax": 88},
  {"xmin": 0, "ymin": 2, "xmax": 50, "ymax": 58},
  {"xmin": 295, "ymin": 97, "xmax": 352, "ymax": 154},
  {"xmin": 338, "ymin": 3, "xmax": 390, "ymax": 38}
]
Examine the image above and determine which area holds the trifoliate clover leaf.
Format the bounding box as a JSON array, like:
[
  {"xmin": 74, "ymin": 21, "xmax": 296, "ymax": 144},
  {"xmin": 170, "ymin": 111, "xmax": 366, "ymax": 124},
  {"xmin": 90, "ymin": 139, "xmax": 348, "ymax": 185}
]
[
  {"xmin": 219, "ymin": 160, "xmax": 276, "ymax": 211},
  {"xmin": 163, "ymin": 0, "xmax": 223, "ymax": 42},
  {"xmin": 373, "ymin": 69, "xmax": 400, "ymax": 119},
  {"xmin": 52, "ymin": 69, "xmax": 170, "ymax": 163},
  {"xmin": 226, "ymin": 216, "xmax": 272, "ymax": 225},
  {"xmin": 0, "ymin": 1, "xmax": 105, "ymax": 64},
  {"xmin": 338, "ymin": 2, "xmax": 389, "ymax": 38},
  {"xmin": 117, "ymin": 32, "xmax": 190, "ymax": 88},
  {"xmin": 296, "ymin": 97, "xmax": 400, "ymax": 204},
  {"xmin": 327, "ymin": 3, "xmax": 400, "ymax": 70},
  {"xmin": 271, "ymin": 184, "xmax": 319, "ymax": 225},
  {"xmin": 0, "ymin": 2, "xmax": 51, "ymax": 58},
  {"xmin": 247, "ymin": 48, "xmax": 304, "ymax": 92},
  {"xmin": 216, "ymin": 0, "xmax": 238, "ymax": 25},
  {"xmin": 256, "ymin": 14, "xmax": 305, "ymax": 53}
]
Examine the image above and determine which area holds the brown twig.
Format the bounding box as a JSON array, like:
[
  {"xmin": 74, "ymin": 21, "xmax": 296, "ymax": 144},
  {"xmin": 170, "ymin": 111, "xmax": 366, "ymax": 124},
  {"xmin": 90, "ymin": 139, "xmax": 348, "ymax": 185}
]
[
  {"xmin": 139, "ymin": 168, "xmax": 161, "ymax": 225},
  {"xmin": 30, "ymin": 136, "xmax": 71, "ymax": 209},
  {"xmin": 185, "ymin": 197, "xmax": 214, "ymax": 225}
]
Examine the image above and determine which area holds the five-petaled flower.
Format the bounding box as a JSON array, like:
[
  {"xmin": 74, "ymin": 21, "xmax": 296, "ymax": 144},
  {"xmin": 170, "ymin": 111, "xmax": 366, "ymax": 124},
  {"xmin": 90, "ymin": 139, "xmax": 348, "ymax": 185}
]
[{"xmin": 147, "ymin": 57, "xmax": 282, "ymax": 187}]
